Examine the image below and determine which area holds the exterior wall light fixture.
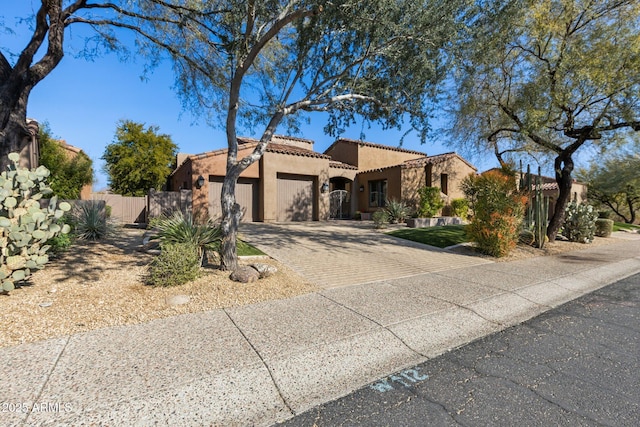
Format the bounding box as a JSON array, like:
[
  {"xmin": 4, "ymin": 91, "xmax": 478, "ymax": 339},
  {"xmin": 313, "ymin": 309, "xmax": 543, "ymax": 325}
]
[
  {"xmin": 321, "ymin": 182, "xmax": 330, "ymax": 193},
  {"xmin": 195, "ymin": 175, "xmax": 205, "ymax": 189}
]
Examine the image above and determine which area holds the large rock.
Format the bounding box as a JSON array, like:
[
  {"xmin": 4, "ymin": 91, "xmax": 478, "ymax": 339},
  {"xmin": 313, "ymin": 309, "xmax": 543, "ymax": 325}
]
[
  {"xmin": 230, "ymin": 266, "xmax": 260, "ymax": 283},
  {"xmin": 250, "ymin": 263, "xmax": 278, "ymax": 279}
]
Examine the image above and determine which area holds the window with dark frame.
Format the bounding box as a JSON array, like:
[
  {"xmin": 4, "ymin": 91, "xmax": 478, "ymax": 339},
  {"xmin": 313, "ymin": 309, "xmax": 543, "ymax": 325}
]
[
  {"xmin": 368, "ymin": 180, "xmax": 387, "ymax": 207},
  {"xmin": 441, "ymin": 174, "xmax": 448, "ymax": 195}
]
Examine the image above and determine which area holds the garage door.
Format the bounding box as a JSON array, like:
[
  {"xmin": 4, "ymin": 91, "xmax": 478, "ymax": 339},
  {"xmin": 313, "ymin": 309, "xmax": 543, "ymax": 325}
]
[
  {"xmin": 277, "ymin": 174, "xmax": 315, "ymax": 222},
  {"xmin": 209, "ymin": 177, "xmax": 259, "ymax": 222}
]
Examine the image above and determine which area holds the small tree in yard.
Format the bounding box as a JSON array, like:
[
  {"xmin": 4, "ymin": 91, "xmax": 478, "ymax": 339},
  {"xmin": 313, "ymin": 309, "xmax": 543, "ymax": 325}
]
[
  {"xmin": 449, "ymin": 0, "xmax": 640, "ymax": 242},
  {"xmin": 577, "ymin": 149, "xmax": 640, "ymax": 224},
  {"xmin": 113, "ymin": 0, "xmax": 467, "ymax": 270},
  {"xmin": 102, "ymin": 121, "xmax": 177, "ymax": 197}
]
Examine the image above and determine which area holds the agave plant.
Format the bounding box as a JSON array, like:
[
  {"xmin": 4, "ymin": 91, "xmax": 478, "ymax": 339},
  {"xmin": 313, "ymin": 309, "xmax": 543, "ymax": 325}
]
[
  {"xmin": 384, "ymin": 199, "xmax": 411, "ymax": 224},
  {"xmin": 150, "ymin": 211, "xmax": 221, "ymax": 265}
]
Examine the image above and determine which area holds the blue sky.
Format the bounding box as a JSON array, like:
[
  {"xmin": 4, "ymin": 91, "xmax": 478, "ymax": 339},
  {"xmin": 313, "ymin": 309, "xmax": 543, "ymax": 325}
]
[{"xmin": 2, "ymin": 2, "xmax": 503, "ymax": 191}]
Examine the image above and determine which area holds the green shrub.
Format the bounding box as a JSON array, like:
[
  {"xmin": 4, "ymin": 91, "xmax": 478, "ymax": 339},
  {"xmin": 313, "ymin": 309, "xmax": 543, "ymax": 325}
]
[
  {"xmin": 150, "ymin": 211, "xmax": 221, "ymax": 265},
  {"xmin": 597, "ymin": 210, "xmax": 612, "ymax": 219},
  {"xmin": 372, "ymin": 209, "xmax": 389, "ymax": 229},
  {"xmin": 449, "ymin": 198, "xmax": 469, "ymax": 219},
  {"xmin": 46, "ymin": 232, "xmax": 73, "ymax": 255},
  {"xmin": 71, "ymin": 201, "xmax": 117, "ymax": 240},
  {"xmin": 353, "ymin": 211, "xmax": 362, "ymax": 220},
  {"xmin": 0, "ymin": 153, "xmax": 72, "ymax": 293},
  {"xmin": 417, "ymin": 186, "xmax": 444, "ymax": 217},
  {"xmin": 462, "ymin": 169, "xmax": 527, "ymax": 257},
  {"xmin": 385, "ymin": 199, "xmax": 410, "ymax": 224},
  {"xmin": 562, "ymin": 202, "xmax": 598, "ymax": 243},
  {"xmin": 147, "ymin": 243, "xmax": 201, "ymax": 287},
  {"xmin": 595, "ymin": 218, "xmax": 614, "ymax": 237}
]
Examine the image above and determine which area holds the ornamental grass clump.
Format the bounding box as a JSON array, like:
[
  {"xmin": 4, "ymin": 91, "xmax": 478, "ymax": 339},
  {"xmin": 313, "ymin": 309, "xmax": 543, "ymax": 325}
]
[
  {"xmin": 462, "ymin": 169, "xmax": 527, "ymax": 257},
  {"xmin": 562, "ymin": 202, "xmax": 598, "ymax": 243}
]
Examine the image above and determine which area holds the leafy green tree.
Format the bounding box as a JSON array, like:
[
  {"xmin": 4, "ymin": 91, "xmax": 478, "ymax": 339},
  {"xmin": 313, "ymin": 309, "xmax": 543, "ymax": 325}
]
[
  {"xmin": 449, "ymin": 0, "xmax": 640, "ymax": 241},
  {"xmin": 577, "ymin": 149, "xmax": 640, "ymax": 224},
  {"xmin": 38, "ymin": 123, "xmax": 93, "ymax": 199},
  {"xmin": 0, "ymin": 1, "xmax": 135, "ymax": 168},
  {"xmin": 102, "ymin": 120, "xmax": 177, "ymax": 197},
  {"xmin": 115, "ymin": 0, "xmax": 466, "ymax": 270}
]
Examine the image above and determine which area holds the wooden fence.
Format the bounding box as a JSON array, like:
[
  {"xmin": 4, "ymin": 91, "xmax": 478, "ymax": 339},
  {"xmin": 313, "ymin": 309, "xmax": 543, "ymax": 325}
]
[
  {"xmin": 90, "ymin": 193, "xmax": 147, "ymax": 224},
  {"xmin": 147, "ymin": 189, "xmax": 192, "ymax": 220},
  {"xmin": 89, "ymin": 190, "xmax": 193, "ymax": 224}
]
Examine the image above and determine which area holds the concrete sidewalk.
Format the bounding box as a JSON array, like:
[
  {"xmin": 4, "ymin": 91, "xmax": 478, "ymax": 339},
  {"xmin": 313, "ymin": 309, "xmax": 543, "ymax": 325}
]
[{"xmin": 2, "ymin": 238, "xmax": 640, "ymax": 426}]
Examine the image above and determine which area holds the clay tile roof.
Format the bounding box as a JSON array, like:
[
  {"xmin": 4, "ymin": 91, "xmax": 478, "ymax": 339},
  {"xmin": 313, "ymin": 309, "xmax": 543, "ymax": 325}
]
[
  {"xmin": 357, "ymin": 164, "xmax": 401, "ymax": 174},
  {"xmin": 329, "ymin": 160, "xmax": 358, "ymax": 170},
  {"xmin": 403, "ymin": 152, "xmax": 477, "ymax": 170},
  {"xmin": 266, "ymin": 143, "xmax": 331, "ymax": 159},
  {"xmin": 324, "ymin": 138, "xmax": 427, "ymax": 156},
  {"xmin": 272, "ymin": 134, "xmax": 314, "ymax": 145}
]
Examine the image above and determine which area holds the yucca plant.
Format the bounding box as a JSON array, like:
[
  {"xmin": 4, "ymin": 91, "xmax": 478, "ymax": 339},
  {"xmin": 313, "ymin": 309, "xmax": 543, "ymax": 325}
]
[
  {"xmin": 150, "ymin": 211, "xmax": 221, "ymax": 265},
  {"xmin": 71, "ymin": 201, "xmax": 117, "ymax": 240}
]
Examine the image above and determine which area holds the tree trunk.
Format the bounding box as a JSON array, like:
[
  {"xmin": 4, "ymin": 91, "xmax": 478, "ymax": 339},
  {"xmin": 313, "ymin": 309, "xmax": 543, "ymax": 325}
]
[
  {"xmin": 219, "ymin": 173, "xmax": 242, "ymax": 271},
  {"xmin": 0, "ymin": 80, "xmax": 34, "ymax": 169},
  {"xmin": 627, "ymin": 194, "xmax": 636, "ymax": 224},
  {"xmin": 546, "ymin": 153, "xmax": 574, "ymax": 242}
]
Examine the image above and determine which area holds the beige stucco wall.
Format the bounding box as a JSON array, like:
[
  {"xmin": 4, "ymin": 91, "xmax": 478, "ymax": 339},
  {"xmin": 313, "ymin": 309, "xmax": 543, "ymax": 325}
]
[
  {"xmin": 429, "ymin": 158, "xmax": 476, "ymax": 205},
  {"xmin": 177, "ymin": 145, "xmax": 261, "ymax": 216},
  {"xmin": 396, "ymin": 156, "xmax": 477, "ymax": 215},
  {"xmin": 356, "ymin": 145, "xmax": 424, "ymax": 172},
  {"xmin": 356, "ymin": 167, "xmax": 402, "ymax": 213},
  {"xmin": 260, "ymin": 152, "xmax": 331, "ymax": 222},
  {"xmin": 324, "ymin": 141, "xmax": 359, "ymax": 168}
]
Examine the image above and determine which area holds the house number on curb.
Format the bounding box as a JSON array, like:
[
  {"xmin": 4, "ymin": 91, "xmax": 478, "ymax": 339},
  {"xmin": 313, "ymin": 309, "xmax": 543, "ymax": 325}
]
[{"xmin": 369, "ymin": 368, "xmax": 429, "ymax": 392}]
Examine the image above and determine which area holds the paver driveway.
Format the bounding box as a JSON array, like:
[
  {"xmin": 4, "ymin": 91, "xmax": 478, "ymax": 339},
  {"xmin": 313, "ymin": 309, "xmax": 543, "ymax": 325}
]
[{"xmin": 241, "ymin": 221, "xmax": 492, "ymax": 288}]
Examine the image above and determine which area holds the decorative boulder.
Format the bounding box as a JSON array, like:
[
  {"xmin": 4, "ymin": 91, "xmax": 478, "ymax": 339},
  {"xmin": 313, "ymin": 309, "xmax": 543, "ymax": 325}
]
[
  {"xmin": 250, "ymin": 263, "xmax": 278, "ymax": 279},
  {"xmin": 230, "ymin": 266, "xmax": 260, "ymax": 283}
]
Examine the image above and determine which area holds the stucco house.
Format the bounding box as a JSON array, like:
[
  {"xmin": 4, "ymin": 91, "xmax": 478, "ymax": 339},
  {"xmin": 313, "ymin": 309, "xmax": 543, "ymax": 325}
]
[{"xmin": 169, "ymin": 136, "xmax": 477, "ymax": 222}]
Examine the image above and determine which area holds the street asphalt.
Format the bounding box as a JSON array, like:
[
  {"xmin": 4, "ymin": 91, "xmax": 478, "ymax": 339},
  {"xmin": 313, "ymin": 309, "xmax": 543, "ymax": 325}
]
[{"xmin": 278, "ymin": 272, "xmax": 640, "ymax": 426}]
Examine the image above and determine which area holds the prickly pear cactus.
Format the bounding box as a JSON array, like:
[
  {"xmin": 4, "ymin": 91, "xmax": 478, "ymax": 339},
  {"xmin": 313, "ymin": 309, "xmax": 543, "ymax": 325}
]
[{"xmin": 0, "ymin": 153, "xmax": 71, "ymax": 293}]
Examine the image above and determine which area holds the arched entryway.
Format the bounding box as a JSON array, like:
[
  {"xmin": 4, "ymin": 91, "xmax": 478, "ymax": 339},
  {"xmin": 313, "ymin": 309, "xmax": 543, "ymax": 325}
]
[{"xmin": 329, "ymin": 177, "xmax": 353, "ymax": 219}]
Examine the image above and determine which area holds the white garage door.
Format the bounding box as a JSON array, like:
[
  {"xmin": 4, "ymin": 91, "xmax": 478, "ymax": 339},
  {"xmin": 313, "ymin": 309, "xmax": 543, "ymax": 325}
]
[
  {"xmin": 277, "ymin": 174, "xmax": 315, "ymax": 222},
  {"xmin": 209, "ymin": 177, "xmax": 258, "ymax": 222}
]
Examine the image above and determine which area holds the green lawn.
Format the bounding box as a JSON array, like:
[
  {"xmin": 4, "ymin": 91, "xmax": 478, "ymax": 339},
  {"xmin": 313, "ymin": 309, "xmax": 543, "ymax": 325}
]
[
  {"xmin": 237, "ymin": 240, "xmax": 265, "ymax": 256},
  {"xmin": 388, "ymin": 224, "xmax": 469, "ymax": 248},
  {"xmin": 613, "ymin": 222, "xmax": 640, "ymax": 232}
]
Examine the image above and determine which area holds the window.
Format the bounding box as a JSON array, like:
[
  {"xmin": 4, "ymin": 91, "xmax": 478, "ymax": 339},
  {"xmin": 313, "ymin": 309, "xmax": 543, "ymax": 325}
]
[
  {"xmin": 425, "ymin": 165, "xmax": 433, "ymax": 187},
  {"xmin": 369, "ymin": 180, "xmax": 387, "ymax": 207},
  {"xmin": 440, "ymin": 174, "xmax": 448, "ymax": 195}
]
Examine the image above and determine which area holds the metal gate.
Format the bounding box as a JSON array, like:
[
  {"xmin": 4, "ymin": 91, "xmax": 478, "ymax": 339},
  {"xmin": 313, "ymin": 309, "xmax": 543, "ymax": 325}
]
[{"xmin": 329, "ymin": 190, "xmax": 350, "ymax": 219}]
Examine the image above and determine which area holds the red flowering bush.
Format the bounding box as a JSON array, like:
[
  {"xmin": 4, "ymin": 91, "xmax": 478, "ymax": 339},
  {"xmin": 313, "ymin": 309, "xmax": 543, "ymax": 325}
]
[{"xmin": 462, "ymin": 169, "xmax": 527, "ymax": 257}]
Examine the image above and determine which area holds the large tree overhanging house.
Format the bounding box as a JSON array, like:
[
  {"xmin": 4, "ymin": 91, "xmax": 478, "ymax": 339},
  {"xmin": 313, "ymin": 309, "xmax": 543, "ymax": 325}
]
[{"xmin": 169, "ymin": 136, "xmax": 477, "ymax": 222}]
